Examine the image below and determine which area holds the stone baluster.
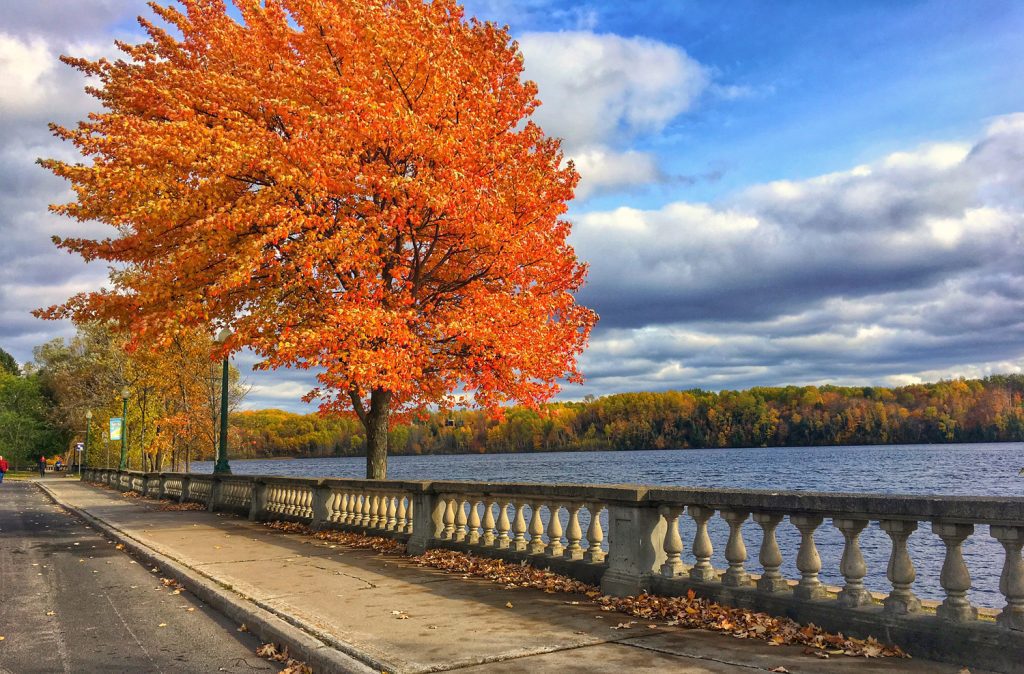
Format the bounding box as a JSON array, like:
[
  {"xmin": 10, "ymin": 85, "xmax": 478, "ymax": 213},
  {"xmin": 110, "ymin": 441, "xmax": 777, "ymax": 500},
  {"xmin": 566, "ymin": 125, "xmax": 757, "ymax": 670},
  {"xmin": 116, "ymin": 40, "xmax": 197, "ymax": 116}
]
[
  {"xmin": 396, "ymin": 495, "xmax": 408, "ymax": 532},
  {"xmin": 481, "ymin": 501, "xmax": 496, "ymax": 546},
  {"xmin": 337, "ymin": 493, "xmax": 349, "ymax": 523},
  {"xmin": 349, "ymin": 493, "xmax": 361, "ymax": 525},
  {"xmin": 834, "ymin": 518, "xmax": 871, "ymax": 607},
  {"xmin": 361, "ymin": 493, "xmax": 373, "ymax": 527},
  {"xmin": 688, "ymin": 506, "xmax": 716, "ymax": 582},
  {"xmin": 546, "ymin": 503, "xmax": 565, "ymax": 557},
  {"xmin": 405, "ymin": 499, "xmax": 414, "ymax": 534},
  {"xmin": 370, "ymin": 494, "xmax": 383, "ymax": 528},
  {"xmin": 377, "ymin": 493, "xmax": 389, "ymax": 529},
  {"xmin": 991, "ymin": 525, "xmax": 1024, "ymax": 630},
  {"xmin": 386, "ymin": 495, "xmax": 398, "ymax": 531},
  {"xmin": 791, "ymin": 514, "xmax": 826, "ymax": 600},
  {"xmin": 496, "ymin": 501, "xmax": 512, "ymax": 549},
  {"xmin": 584, "ymin": 503, "xmax": 605, "ymax": 564},
  {"xmin": 881, "ymin": 519, "xmax": 920, "ymax": 613},
  {"xmin": 454, "ymin": 498, "xmax": 469, "ymax": 542},
  {"xmin": 442, "ymin": 496, "xmax": 456, "ymax": 540},
  {"xmin": 467, "ymin": 500, "xmax": 482, "ymax": 545},
  {"xmin": 721, "ymin": 509, "xmax": 751, "ymax": 587},
  {"xmin": 303, "ymin": 488, "xmax": 314, "ymax": 519},
  {"xmin": 753, "ymin": 512, "xmax": 787, "ymax": 592},
  {"xmin": 564, "ymin": 503, "xmax": 584, "ymax": 560},
  {"xmin": 512, "ymin": 502, "xmax": 528, "ymax": 552},
  {"xmin": 932, "ymin": 522, "xmax": 977, "ymax": 622},
  {"xmin": 528, "ymin": 502, "xmax": 546, "ymax": 554},
  {"xmin": 660, "ymin": 505, "xmax": 686, "ymax": 577}
]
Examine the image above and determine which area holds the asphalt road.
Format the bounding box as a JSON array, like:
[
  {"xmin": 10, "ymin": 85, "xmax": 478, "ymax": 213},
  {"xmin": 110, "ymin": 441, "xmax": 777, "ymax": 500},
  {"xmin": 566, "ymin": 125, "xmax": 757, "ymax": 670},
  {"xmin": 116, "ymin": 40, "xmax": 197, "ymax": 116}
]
[{"xmin": 0, "ymin": 480, "xmax": 281, "ymax": 673}]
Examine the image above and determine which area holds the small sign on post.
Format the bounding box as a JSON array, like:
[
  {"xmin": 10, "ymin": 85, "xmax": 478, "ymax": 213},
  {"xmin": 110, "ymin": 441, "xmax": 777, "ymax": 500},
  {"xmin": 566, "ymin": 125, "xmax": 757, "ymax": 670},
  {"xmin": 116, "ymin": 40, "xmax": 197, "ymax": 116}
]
[{"xmin": 109, "ymin": 417, "xmax": 123, "ymax": 442}]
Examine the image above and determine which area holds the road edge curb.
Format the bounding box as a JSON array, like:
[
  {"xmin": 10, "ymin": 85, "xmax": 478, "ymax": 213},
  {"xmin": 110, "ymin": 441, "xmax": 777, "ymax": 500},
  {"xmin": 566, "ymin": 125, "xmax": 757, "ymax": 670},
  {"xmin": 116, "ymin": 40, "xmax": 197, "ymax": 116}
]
[{"xmin": 36, "ymin": 481, "xmax": 384, "ymax": 674}]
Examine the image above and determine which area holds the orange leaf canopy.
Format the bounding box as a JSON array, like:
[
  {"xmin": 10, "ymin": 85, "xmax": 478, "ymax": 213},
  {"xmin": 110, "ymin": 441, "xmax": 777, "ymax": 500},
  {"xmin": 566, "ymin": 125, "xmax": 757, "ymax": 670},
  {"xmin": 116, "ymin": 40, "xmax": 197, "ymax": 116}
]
[{"xmin": 41, "ymin": 0, "xmax": 596, "ymax": 417}]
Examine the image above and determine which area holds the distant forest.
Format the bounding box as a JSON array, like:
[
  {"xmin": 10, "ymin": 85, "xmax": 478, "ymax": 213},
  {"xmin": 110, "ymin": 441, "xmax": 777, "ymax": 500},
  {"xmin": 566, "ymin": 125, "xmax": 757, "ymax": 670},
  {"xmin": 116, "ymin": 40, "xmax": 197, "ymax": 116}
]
[{"xmin": 230, "ymin": 375, "xmax": 1024, "ymax": 458}]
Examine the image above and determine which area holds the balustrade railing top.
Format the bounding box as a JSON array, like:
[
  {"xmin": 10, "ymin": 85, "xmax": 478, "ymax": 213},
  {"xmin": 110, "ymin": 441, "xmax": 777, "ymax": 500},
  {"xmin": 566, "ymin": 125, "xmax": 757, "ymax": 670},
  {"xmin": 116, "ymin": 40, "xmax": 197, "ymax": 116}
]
[{"xmin": 81, "ymin": 467, "xmax": 1024, "ymax": 673}]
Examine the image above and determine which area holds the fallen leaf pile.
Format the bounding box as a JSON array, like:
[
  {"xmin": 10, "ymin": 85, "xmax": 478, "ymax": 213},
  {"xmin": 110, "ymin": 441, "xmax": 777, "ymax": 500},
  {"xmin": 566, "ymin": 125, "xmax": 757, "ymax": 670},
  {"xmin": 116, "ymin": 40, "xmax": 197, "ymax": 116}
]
[
  {"xmin": 255, "ymin": 642, "xmax": 312, "ymax": 674},
  {"xmin": 121, "ymin": 491, "xmax": 143, "ymax": 499},
  {"xmin": 263, "ymin": 520, "xmax": 406, "ymax": 554},
  {"xmin": 595, "ymin": 591, "xmax": 905, "ymax": 658},
  {"xmin": 157, "ymin": 501, "xmax": 207, "ymax": 512},
  {"xmin": 414, "ymin": 549, "xmax": 594, "ymax": 595}
]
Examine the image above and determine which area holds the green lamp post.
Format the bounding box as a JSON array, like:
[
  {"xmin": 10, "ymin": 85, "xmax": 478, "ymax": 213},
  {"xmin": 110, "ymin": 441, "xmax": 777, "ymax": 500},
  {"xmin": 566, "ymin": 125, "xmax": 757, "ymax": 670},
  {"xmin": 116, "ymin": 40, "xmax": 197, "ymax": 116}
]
[
  {"xmin": 118, "ymin": 386, "xmax": 129, "ymax": 470},
  {"xmin": 84, "ymin": 410, "xmax": 92, "ymax": 475},
  {"xmin": 213, "ymin": 328, "xmax": 232, "ymax": 475}
]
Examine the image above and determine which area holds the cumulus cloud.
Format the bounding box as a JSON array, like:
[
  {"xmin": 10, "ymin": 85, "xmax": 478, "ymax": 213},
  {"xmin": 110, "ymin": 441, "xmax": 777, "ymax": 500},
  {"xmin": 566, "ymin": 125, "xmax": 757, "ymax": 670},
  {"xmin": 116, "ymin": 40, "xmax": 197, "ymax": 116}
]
[
  {"xmin": 565, "ymin": 114, "xmax": 1024, "ymax": 395},
  {"xmin": 517, "ymin": 30, "xmax": 711, "ymax": 199},
  {"xmin": 520, "ymin": 30, "xmax": 709, "ymax": 148}
]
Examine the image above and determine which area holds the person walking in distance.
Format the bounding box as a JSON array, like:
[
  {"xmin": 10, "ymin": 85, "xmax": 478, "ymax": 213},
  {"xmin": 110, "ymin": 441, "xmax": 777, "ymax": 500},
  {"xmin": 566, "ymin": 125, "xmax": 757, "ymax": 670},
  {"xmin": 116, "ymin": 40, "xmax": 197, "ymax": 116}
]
[
  {"xmin": 38, "ymin": 455, "xmax": 46, "ymax": 478},
  {"xmin": 0, "ymin": 455, "xmax": 8, "ymax": 484}
]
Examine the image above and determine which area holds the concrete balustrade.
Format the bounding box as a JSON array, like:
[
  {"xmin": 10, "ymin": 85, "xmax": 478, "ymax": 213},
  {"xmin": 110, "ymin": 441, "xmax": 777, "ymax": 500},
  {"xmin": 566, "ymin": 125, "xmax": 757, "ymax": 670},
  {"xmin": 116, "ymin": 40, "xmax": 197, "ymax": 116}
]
[{"xmin": 81, "ymin": 468, "xmax": 1024, "ymax": 672}]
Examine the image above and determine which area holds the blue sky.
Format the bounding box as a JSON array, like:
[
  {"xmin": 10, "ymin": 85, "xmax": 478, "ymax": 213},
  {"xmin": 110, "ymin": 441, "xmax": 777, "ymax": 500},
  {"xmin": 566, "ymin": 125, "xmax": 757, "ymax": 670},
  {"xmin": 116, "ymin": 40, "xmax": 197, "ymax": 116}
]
[{"xmin": 1, "ymin": 0, "xmax": 1023, "ymax": 411}]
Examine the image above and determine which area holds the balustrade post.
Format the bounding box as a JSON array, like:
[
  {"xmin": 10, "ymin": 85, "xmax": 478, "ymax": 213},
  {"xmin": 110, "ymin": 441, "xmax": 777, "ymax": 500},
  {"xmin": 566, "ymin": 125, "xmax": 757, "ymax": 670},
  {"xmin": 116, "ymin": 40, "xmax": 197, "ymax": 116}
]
[
  {"xmin": 834, "ymin": 518, "xmax": 871, "ymax": 607},
  {"xmin": 386, "ymin": 494, "xmax": 398, "ymax": 531},
  {"xmin": 564, "ymin": 503, "xmax": 584, "ymax": 560},
  {"xmin": 791, "ymin": 514, "xmax": 827, "ymax": 600},
  {"xmin": 249, "ymin": 480, "xmax": 268, "ymax": 522},
  {"xmin": 881, "ymin": 519, "xmax": 921, "ymax": 614},
  {"xmin": 467, "ymin": 500, "xmax": 481, "ymax": 545},
  {"xmin": 689, "ymin": 506, "xmax": 716, "ymax": 582},
  {"xmin": 406, "ymin": 486, "xmax": 443, "ymax": 556},
  {"xmin": 659, "ymin": 505, "xmax": 685, "ymax": 577},
  {"xmin": 528, "ymin": 502, "xmax": 546, "ymax": 555},
  {"xmin": 601, "ymin": 499, "xmax": 667, "ymax": 597},
  {"xmin": 496, "ymin": 501, "xmax": 512, "ymax": 549},
  {"xmin": 931, "ymin": 522, "xmax": 976, "ymax": 622},
  {"xmin": 512, "ymin": 502, "xmax": 528, "ymax": 552},
  {"xmin": 545, "ymin": 503, "xmax": 565, "ymax": 557},
  {"xmin": 481, "ymin": 501, "xmax": 496, "ymax": 546},
  {"xmin": 454, "ymin": 498, "xmax": 469, "ymax": 542},
  {"xmin": 753, "ymin": 512, "xmax": 787, "ymax": 593},
  {"xmin": 179, "ymin": 475, "xmax": 191, "ymax": 504},
  {"xmin": 721, "ymin": 509, "xmax": 751, "ymax": 587},
  {"xmin": 158, "ymin": 475, "xmax": 168, "ymax": 500},
  {"xmin": 396, "ymin": 495, "xmax": 408, "ymax": 532},
  {"xmin": 584, "ymin": 503, "xmax": 606, "ymax": 564},
  {"xmin": 991, "ymin": 525, "xmax": 1024, "ymax": 631}
]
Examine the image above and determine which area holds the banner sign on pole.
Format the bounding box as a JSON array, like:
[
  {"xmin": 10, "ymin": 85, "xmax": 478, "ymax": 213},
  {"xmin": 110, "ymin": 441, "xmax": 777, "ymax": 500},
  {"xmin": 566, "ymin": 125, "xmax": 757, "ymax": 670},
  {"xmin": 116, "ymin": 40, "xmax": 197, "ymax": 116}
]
[{"xmin": 109, "ymin": 417, "xmax": 123, "ymax": 441}]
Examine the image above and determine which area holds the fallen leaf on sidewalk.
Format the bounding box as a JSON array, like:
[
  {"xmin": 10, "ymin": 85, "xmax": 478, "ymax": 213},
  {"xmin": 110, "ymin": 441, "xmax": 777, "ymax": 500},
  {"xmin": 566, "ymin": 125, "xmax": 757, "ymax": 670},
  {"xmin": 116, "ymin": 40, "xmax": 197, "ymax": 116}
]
[
  {"xmin": 238, "ymin": 624, "xmax": 249, "ymax": 633},
  {"xmin": 769, "ymin": 668, "xmax": 789, "ymax": 673},
  {"xmin": 115, "ymin": 543, "xmax": 125, "ymax": 550},
  {"xmin": 505, "ymin": 602, "xmax": 514, "ymax": 608},
  {"xmin": 158, "ymin": 623, "xmax": 167, "ymax": 628},
  {"xmin": 45, "ymin": 611, "xmax": 55, "ymax": 616}
]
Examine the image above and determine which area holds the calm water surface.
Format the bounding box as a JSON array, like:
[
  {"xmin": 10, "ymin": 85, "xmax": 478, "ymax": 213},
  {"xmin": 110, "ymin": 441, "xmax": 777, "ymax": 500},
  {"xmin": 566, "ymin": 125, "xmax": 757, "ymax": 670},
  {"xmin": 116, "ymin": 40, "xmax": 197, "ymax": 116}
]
[{"xmin": 195, "ymin": 443, "xmax": 1024, "ymax": 608}]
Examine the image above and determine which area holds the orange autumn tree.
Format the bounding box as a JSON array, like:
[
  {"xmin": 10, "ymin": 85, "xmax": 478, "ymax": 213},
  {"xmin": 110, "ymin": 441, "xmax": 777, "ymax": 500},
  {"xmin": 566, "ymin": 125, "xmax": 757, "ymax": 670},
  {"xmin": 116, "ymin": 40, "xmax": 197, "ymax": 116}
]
[{"xmin": 38, "ymin": 0, "xmax": 596, "ymax": 478}]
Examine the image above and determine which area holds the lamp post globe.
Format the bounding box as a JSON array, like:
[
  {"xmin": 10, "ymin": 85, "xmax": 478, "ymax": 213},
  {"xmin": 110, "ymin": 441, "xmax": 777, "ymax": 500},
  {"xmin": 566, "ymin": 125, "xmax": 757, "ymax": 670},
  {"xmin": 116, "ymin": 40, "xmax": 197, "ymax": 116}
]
[
  {"xmin": 213, "ymin": 329, "xmax": 232, "ymax": 475},
  {"xmin": 118, "ymin": 387, "xmax": 129, "ymax": 470}
]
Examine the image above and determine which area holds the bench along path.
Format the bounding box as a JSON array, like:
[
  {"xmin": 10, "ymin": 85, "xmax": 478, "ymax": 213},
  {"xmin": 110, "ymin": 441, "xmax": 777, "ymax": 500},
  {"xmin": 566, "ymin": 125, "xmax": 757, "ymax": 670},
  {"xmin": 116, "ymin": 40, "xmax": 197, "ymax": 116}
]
[
  {"xmin": 38, "ymin": 480, "xmax": 968, "ymax": 674},
  {"xmin": 0, "ymin": 481, "xmax": 278, "ymax": 674}
]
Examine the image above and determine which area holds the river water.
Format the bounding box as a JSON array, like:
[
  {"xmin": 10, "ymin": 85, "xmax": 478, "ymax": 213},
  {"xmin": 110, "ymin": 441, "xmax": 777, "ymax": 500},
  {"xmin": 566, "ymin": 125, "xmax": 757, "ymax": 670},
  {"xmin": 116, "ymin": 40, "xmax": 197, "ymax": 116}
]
[{"xmin": 194, "ymin": 442, "xmax": 1024, "ymax": 608}]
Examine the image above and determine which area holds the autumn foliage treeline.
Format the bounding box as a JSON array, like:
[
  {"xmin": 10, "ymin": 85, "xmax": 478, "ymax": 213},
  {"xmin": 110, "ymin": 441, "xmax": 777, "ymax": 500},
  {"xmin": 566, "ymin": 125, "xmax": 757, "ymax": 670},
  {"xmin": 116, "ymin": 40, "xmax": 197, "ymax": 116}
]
[{"xmin": 230, "ymin": 375, "xmax": 1024, "ymax": 458}]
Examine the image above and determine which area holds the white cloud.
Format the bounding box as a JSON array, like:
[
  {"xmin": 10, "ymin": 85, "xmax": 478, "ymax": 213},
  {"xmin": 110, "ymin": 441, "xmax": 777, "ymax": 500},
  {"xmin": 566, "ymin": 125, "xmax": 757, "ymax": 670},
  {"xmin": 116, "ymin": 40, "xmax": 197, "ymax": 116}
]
[
  {"xmin": 519, "ymin": 31, "xmax": 709, "ymax": 148},
  {"xmin": 570, "ymin": 145, "xmax": 663, "ymax": 199},
  {"xmin": 0, "ymin": 33, "xmax": 55, "ymax": 113}
]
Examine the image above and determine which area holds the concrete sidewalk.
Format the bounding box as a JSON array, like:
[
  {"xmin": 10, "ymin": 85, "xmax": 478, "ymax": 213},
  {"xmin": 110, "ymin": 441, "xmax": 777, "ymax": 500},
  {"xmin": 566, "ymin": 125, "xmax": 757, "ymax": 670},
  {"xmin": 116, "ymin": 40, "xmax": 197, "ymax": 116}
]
[{"xmin": 38, "ymin": 480, "xmax": 972, "ymax": 674}]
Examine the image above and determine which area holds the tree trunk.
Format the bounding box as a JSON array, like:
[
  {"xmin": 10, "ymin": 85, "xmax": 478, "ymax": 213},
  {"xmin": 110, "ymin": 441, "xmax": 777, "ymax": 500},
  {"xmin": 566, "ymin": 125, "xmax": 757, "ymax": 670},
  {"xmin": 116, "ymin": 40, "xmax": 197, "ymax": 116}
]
[{"xmin": 361, "ymin": 389, "xmax": 392, "ymax": 479}]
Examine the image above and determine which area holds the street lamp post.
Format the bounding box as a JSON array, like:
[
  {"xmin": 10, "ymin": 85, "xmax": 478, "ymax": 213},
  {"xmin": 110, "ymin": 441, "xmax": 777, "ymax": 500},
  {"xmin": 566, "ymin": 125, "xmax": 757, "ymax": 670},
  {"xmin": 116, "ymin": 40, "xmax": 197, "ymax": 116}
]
[
  {"xmin": 118, "ymin": 386, "xmax": 129, "ymax": 470},
  {"xmin": 83, "ymin": 410, "xmax": 92, "ymax": 477},
  {"xmin": 213, "ymin": 328, "xmax": 232, "ymax": 475}
]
